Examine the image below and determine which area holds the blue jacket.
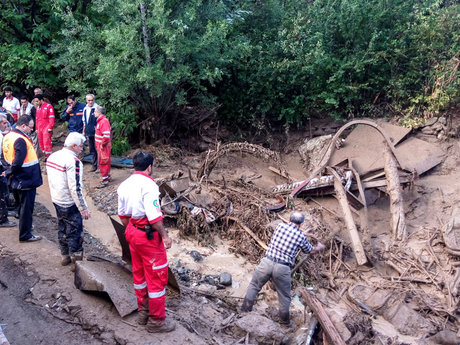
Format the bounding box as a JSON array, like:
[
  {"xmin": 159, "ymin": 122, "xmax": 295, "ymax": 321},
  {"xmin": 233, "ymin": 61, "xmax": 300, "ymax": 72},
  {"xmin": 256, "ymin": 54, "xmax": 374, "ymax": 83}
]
[{"xmin": 61, "ymin": 101, "xmax": 85, "ymax": 133}]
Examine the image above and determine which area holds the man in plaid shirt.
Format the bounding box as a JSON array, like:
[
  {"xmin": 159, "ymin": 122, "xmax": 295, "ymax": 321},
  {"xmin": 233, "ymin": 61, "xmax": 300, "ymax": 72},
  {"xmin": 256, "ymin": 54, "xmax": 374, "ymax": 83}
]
[{"xmin": 241, "ymin": 211, "xmax": 325, "ymax": 326}]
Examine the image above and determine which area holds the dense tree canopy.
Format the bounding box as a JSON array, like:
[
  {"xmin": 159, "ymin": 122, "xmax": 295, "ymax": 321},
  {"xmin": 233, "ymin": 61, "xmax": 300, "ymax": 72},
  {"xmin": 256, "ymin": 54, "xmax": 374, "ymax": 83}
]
[{"xmin": 0, "ymin": 0, "xmax": 458, "ymax": 151}]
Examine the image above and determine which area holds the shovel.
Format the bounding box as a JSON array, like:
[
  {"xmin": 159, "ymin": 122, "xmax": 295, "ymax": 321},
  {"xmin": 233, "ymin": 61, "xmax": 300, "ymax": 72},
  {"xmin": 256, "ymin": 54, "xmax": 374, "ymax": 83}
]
[{"xmin": 109, "ymin": 216, "xmax": 180, "ymax": 293}]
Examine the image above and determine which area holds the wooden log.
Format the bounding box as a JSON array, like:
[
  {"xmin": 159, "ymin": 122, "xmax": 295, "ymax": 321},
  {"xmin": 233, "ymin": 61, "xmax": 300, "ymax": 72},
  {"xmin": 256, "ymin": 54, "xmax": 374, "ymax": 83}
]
[
  {"xmin": 299, "ymin": 289, "xmax": 346, "ymax": 345},
  {"xmin": 329, "ymin": 168, "xmax": 367, "ymax": 265},
  {"xmin": 383, "ymin": 141, "xmax": 407, "ymax": 242}
]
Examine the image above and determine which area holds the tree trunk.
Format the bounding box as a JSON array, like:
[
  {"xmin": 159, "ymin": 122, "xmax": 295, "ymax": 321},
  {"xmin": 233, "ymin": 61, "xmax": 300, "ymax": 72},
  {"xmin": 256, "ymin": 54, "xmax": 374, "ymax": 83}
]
[
  {"xmin": 383, "ymin": 141, "xmax": 407, "ymax": 242},
  {"xmin": 330, "ymin": 168, "xmax": 367, "ymax": 266},
  {"xmin": 139, "ymin": 3, "xmax": 151, "ymax": 66}
]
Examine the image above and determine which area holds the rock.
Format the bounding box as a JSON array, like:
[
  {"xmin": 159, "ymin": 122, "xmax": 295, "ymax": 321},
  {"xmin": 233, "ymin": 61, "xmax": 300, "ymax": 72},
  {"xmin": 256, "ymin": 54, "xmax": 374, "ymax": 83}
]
[
  {"xmin": 424, "ymin": 117, "xmax": 438, "ymax": 127},
  {"xmin": 421, "ymin": 127, "xmax": 435, "ymax": 135},
  {"xmin": 179, "ymin": 274, "xmax": 190, "ymax": 282},
  {"xmin": 190, "ymin": 250, "xmax": 203, "ymax": 262},
  {"xmin": 431, "ymin": 122, "xmax": 444, "ymax": 132},
  {"xmin": 204, "ymin": 275, "xmax": 216, "ymax": 286},
  {"xmin": 438, "ymin": 116, "xmax": 447, "ymax": 125},
  {"xmin": 231, "ymin": 314, "xmax": 288, "ymax": 345},
  {"xmin": 219, "ymin": 273, "xmax": 232, "ymax": 286}
]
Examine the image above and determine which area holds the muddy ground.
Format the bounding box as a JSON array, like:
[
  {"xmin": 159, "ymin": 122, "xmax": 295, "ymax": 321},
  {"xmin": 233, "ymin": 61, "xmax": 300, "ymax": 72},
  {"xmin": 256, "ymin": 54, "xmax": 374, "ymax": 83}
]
[{"xmin": 1, "ymin": 114, "xmax": 460, "ymax": 345}]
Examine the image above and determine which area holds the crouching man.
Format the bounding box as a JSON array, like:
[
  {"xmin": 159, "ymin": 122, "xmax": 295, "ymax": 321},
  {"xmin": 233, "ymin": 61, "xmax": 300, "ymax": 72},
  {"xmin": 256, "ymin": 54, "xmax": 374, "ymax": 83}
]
[
  {"xmin": 117, "ymin": 151, "xmax": 175, "ymax": 333},
  {"xmin": 241, "ymin": 211, "xmax": 325, "ymax": 326},
  {"xmin": 46, "ymin": 132, "xmax": 91, "ymax": 269}
]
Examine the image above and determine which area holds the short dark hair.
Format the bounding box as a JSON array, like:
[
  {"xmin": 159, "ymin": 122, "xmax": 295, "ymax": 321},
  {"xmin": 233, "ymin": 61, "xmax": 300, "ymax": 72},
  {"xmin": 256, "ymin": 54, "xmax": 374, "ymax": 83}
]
[
  {"xmin": 133, "ymin": 151, "xmax": 154, "ymax": 171},
  {"xmin": 67, "ymin": 95, "xmax": 76, "ymax": 101},
  {"xmin": 4, "ymin": 87, "xmax": 12, "ymax": 92},
  {"xmin": 34, "ymin": 94, "xmax": 44, "ymax": 101},
  {"xmin": 17, "ymin": 114, "xmax": 32, "ymax": 126},
  {"xmin": 20, "ymin": 96, "xmax": 28, "ymax": 101}
]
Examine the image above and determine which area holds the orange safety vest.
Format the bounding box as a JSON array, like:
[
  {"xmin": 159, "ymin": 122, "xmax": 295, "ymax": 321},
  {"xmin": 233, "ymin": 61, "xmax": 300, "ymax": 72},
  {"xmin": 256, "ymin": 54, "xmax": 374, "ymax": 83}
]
[{"xmin": 3, "ymin": 131, "xmax": 38, "ymax": 166}]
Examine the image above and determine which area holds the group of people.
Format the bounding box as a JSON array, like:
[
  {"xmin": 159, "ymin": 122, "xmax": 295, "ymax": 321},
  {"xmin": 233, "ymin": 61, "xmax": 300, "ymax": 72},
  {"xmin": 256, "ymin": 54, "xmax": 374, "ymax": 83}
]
[
  {"xmin": 1, "ymin": 87, "xmax": 112, "ymax": 189},
  {"xmin": 1, "ymin": 86, "xmax": 326, "ymax": 334}
]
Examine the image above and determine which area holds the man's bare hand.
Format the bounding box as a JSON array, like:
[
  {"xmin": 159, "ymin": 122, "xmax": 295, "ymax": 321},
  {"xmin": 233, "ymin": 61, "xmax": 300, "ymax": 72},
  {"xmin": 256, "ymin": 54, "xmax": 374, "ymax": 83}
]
[
  {"xmin": 312, "ymin": 242, "xmax": 326, "ymax": 253},
  {"xmin": 163, "ymin": 235, "xmax": 172, "ymax": 249},
  {"xmin": 81, "ymin": 209, "xmax": 91, "ymax": 220}
]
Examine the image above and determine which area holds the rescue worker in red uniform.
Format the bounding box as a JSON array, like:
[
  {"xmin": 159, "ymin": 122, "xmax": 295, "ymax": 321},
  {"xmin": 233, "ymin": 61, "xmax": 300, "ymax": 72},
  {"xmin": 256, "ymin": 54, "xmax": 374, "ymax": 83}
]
[
  {"xmin": 117, "ymin": 151, "xmax": 175, "ymax": 333},
  {"xmin": 94, "ymin": 106, "xmax": 111, "ymax": 188},
  {"xmin": 33, "ymin": 94, "xmax": 55, "ymax": 157}
]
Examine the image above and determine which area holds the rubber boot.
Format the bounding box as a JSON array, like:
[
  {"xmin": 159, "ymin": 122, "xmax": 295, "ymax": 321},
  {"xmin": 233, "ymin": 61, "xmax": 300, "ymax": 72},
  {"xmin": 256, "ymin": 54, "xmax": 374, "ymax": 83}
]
[
  {"xmin": 146, "ymin": 318, "xmax": 176, "ymax": 333},
  {"xmin": 70, "ymin": 251, "xmax": 83, "ymax": 272},
  {"xmin": 61, "ymin": 255, "xmax": 71, "ymax": 266},
  {"xmin": 136, "ymin": 300, "xmax": 150, "ymax": 325}
]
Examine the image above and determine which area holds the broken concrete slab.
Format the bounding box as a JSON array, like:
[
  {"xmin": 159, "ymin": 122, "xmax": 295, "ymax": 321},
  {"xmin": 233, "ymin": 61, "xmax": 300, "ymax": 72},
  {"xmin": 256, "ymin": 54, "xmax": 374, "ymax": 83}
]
[{"xmin": 74, "ymin": 260, "xmax": 137, "ymax": 317}]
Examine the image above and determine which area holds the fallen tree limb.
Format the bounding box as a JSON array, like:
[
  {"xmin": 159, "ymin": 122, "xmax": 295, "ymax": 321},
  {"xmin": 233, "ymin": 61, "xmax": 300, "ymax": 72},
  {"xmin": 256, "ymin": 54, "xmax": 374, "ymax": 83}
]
[
  {"xmin": 383, "ymin": 141, "xmax": 407, "ymax": 242},
  {"xmin": 225, "ymin": 216, "xmax": 268, "ymax": 250},
  {"xmin": 328, "ymin": 167, "xmax": 367, "ymax": 266},
  {"xmin": 299, "ymin": 288, "xmax": 346, "ymax": 345}
]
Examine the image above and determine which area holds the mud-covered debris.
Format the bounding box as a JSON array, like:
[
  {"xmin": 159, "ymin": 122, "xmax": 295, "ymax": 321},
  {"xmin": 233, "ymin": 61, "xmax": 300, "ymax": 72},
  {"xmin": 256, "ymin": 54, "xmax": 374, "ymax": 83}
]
[{"xmin": 230, "ymin": 314, "xmax": 288, "ymax": 345}]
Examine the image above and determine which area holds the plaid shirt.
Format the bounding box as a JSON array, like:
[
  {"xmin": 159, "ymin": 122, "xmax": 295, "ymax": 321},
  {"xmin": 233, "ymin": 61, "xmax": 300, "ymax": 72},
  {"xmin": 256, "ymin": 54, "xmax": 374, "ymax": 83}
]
[{"xmin": 265, "ymin": 222, "xmax": 313, "ymax": 266}]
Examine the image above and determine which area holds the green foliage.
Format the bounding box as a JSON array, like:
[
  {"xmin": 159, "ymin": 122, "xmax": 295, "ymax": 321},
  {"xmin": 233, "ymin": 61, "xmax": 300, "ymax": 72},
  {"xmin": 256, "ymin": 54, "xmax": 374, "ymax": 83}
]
[
  {"xmin": 0, "ymin": 0, "xmax": 61, "ymax": 88},
  {"xmin": 1, "ymin": 0, "xmax": 458, "ymax": 138},
  {"xmin": 111, "ymin": 137, "xmax": 131, "ymax": 156},
  {"xmin": 216, "ymin": 0, "xmax": 459, "ymax": 128}
]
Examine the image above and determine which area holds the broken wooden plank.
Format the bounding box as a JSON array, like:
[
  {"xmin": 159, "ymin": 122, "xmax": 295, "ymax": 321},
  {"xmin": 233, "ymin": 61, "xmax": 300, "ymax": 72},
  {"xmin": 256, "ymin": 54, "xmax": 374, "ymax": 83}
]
[
  {"xmin": 394, "ymin": 136, "xmax": 445, "ymax": 175},
  {"xmin": 269, "ymin": 166, "xmax": 289, "ymax": 179},
  {"xmin": 329, "ymin": 168, "xmax": 367, "ymax": 265},
  {"xmin": 348, "ymin": 164, "xmax": 369, "ymax": 234},
  {"xmin": 383, "ymin": 141, "xmax": 407, "ymax": 242},
  {"xmin": 225, "ymin": 217, "xmax": 268, "ymax": 250},
  {"xmin": 299, "ymin": 289, "xmax": 346, "ymax": 345},
  {"xmin": 360, "ymin": 176, "xmax": 410, "ymax": 189},
  {"xmin": 345, "ymin": 190, "xmax": 364, "ymax": 211}
]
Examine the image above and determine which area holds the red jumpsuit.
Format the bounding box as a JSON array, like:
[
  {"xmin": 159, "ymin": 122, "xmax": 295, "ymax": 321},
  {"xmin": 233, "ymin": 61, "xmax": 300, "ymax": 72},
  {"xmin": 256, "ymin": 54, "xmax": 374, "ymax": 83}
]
[
  {"xmin": 117, "ymin": 172, "xmax": 168, "ymax": 320},
  {"xmin": 95, "ymin": 115, "xmax": 111, "ymax": 183},
  {"xmin": 36, "ymin": 102, "xmax": 55, "ymax": 157}
]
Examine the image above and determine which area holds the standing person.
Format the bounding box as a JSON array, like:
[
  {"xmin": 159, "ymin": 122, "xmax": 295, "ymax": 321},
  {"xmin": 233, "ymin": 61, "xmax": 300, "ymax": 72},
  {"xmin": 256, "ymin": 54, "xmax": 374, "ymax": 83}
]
[
  {"xmin": 33, "ymin": 86, "xmax": 51, "ymax": 106},
  {"xmin": 34, "ymin": 94, "xmax": 55, "ymax": 158},
  {"xmin": 241, "ymin": 211, "xmax": 325, "ymax": 326},
  {"xmin": 46, "ymin": 132, "xmax": 91, "ymax": 268},
  {"xmin": 117, "ymin": 151, "xmax": 175, "ymax": 333},
  {"xmin": 19, "ymin": 96, "xmax": 38, "ymax": 153},
  {"xmin": 1, "ymin": 87, "xmax": 20, "ymax": 123},
  {"xmin": 94, "ymin": 106, "xmax": 111, "ymax": 188},
  {"xmin": 19, "ymin": 96, "xmax": 36, "ymax": 120},
  {"xmin": 82, "ymin": 94, "xmax": 98, "ymax": 172},
  {"xmin": 61, "ymin": 95, "xmax": 85, "ymax": 134},
  {"xmin": 0, "ymin": 114, "xmax": 16, "ymax": 228},
  {"xmin": 2, "ymin": 115, "xmax": 43, "ymax": 242}
]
